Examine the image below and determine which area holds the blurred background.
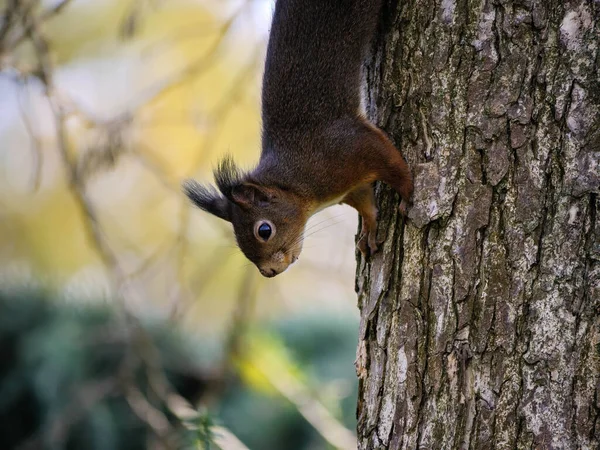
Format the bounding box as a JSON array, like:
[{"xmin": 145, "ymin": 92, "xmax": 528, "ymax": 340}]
[{"xmin": 0, "ymin": 0, "xmax": 361, "ymax": 448}]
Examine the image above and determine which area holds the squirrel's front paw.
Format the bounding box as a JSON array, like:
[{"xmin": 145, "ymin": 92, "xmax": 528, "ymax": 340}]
[
  {"xmin": 357, "ymin": 229, "xmax": 383, "ymax": 257},
  {"xmin": 398, "ymin": 198, "xmax": 412, "ymax": 216}
]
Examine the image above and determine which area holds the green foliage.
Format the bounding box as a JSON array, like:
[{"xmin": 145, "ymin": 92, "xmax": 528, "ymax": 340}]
[
  {"xmin": 0, "ymin": 288, "xmax": 359, "ymax": 450},
  {"xmin": 192, "ymin": 410, "xmax": 216, "ymax": 450},
  {"xmin": 0, "ymin": 288, "xmax": 213, "ymax": 450}
]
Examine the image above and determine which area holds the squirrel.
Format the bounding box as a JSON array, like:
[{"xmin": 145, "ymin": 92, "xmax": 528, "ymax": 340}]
[{"xmin": 184, "ymin": 0, "xmax": 413, "ymax": 278}]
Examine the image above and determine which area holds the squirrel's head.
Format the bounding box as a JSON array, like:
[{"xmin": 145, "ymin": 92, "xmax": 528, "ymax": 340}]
[{"xmin": 183, "ymin": 157, "xmax": 306, "ymax": 278}]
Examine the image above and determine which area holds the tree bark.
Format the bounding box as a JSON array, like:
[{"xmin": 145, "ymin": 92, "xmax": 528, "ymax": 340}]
[{"xmin": 356, "ymin": 1, "xmax": 599, "ymax": 449}]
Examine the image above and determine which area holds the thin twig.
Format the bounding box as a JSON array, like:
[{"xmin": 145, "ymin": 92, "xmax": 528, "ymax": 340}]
[
  {"xmin": 23, "ymin": 0, "xmax": 133, "ymax": 301},
  {"xmin": 212, "ymin": 426, "xmax": 251, "ymax": 450},
  {"xmin": 16, "ymin": 78, "xmax": 44, "ymax": 191},
  {"xmin": 2, "ymin": 0, "xmax": 75, "ymax": 53},
  {"xmin": 253, "ymin": 364, "xmax": 357, "ymax": 450},
  {"xmin": 16, "ymin": 378, "xmax": 118, "ymax": 450},
  {"xmin": 223, "ymin": 267, "xmax": 257, "ymax": 364},
  {"xmin": 125, "ymin": 0, "xmax": 248, "ymax": 114}
]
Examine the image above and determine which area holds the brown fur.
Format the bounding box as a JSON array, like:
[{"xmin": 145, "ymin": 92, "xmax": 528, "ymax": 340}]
[{"xmin": 184, "ymin": 0, "xmax": 413, "ymax": 277}]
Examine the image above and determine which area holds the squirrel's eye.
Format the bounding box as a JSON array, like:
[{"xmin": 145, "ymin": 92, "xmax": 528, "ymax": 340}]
[
  {"xmin": 258, "ymin": 223, "xmax": 272, "ymax": 240},
  {"xmin": 254, "ymin": 220, "xmax": 275, "ymax": 242}
]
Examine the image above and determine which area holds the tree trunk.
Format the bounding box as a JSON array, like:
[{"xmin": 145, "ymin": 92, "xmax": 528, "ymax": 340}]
[{"xmin": 356, "ymin": 1, "xmax": 599, "ymax": 448}]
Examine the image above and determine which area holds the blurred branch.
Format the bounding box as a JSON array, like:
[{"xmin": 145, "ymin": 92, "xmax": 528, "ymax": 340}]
[
  {"xmin": 25, "ymin": 18, "xmax": 189, "ymax": 442},
  {"xmin": 212, "ymin": 426, "xmax": 251, "ymax": 450},
  {"xmin": 140, "ymin": 19, "xmax": 222, "ymax": 59},
  {"xmin": 16, "ymin": 378, "xmax": 118, "ymax": 450},
  {"xmin": 223, "ymin": 267, "xmax": 257, "ymax": 364},
  {"xmin": 120, "ymin": 0, "xmax": 144, "ymax": 40},
  {"xmin": 125, "ymin": 384, "xmax": 175, "ymax": 447},
  {"xmin": 39, "ymin": 0, "xmax": 74, "ymax": 19},
  {"xmin": 27, "ymin": 29, "xmax": 127, "ymax": 296},
  {"xmin": 185, "ymin": 46, "xmax": 262, "ymax": 177},
  {"xmin": 77, "ymin": 117, "xmax": 133, "ymax": 180},
  {"xmin": 0, "ymin": 0, "xmax": 75, "ymax": 57},
  {"xmin": 0, "ymin": 1, "xmax": 17, "ymax": 45},
  {"xmin": 136, "ymin": 43, "xmax": 262, "ymax": 184},
  {"xmin": 194, "ymin": 266, "xmax": 258, "ymax": 407},
  {"xmin": 16, "ymin": 78, "xmax": 43, "ymax": 192},
  {"xmin": 125, "ymin": 239, "xmax": 174, "ymax": 279},
  {"xmin": 19, "ymin": 24, "xmax": 184, "ymax": 434},
  {"xmin": 168, "ymin": 201, "xmax": 191, "ymax": 318},
  {"xmin": 254, "ymin": 363, "xmax": 357, "ymax": 450},
  {"xmin": 128, "ymin": 0, "xmax": 248, "ymax": 113},
  {"xmin": 130, "ymin": 145, "xmax": 182, "ymax": 193}
]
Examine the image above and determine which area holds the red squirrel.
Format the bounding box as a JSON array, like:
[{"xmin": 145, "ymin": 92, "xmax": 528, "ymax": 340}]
[{"xmin": 184, "ymin": 0, "xmax": 413, "ymax": 278}]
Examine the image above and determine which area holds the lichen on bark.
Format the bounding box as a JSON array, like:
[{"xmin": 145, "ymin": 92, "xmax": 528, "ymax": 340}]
[{"xmin": 356, "ymin": 1, "xmax": 599, "ymax": 448}]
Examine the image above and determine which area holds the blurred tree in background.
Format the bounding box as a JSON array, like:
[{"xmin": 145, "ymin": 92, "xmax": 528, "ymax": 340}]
[{"xmin": 0, "ymin": 1, "xmax": 362, "ymax": 448}]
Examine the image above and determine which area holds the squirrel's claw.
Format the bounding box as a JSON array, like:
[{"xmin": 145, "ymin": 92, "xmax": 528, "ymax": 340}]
[
  {"xmin": 398, "ymin": 198, "xmax": 412, "ymax": 216},
  {"xmin": 357, "ymin": 237, "xmax": 369, "ymax": 256},
  {"xmin": 357, "ymin": 229, "xmax": 382, "ymax": 258}
]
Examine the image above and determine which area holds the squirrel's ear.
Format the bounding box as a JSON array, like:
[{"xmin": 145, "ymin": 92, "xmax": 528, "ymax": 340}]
[
  {"xmin": 231, "ymin": 182, "xmax": 275, "ymax": 208},
  {"xmin": 183, "ymin": 179, "xmax": 231, "ymax": 222}
]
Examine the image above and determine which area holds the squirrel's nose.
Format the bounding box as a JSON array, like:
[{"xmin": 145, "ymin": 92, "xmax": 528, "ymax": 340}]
[{"xmin": 259, "ymin": 268, "xmax": 278, "ymax": 278}]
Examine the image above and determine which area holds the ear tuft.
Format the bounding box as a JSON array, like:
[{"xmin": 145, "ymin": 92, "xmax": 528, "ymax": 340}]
[
  {"xmin": 214, "ymin": 155, "xmax": 243, "ymax": 200},
  {"xmin": 182, "ymin": 179, "xmax": 231, "ymax": 222},
  {"xmin": 211, "ymin": 156, "xmax": 274, "ymax": 208}
]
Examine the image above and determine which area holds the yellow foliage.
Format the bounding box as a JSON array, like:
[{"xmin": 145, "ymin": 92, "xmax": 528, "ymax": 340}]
[
  {"xmin": 236, "ymin": 331, "xmax": 306, "ymax": 396},
  {"xmin": 0, "ymin": 0, "xmax": 357, "ymax": 330}
]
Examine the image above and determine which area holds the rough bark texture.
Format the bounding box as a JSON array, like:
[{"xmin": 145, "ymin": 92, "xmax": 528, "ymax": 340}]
[{"xmin": 355, "ymin": 1, "xmax": 600, "ymax": 449}]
